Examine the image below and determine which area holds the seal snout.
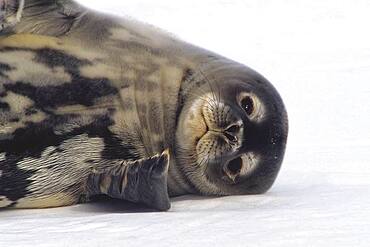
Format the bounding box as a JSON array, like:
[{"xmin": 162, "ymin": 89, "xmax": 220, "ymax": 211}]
[
  {"xmin": 224, "ymin": 122, "xmax": 243, "ymax": 145},
  {"xmin": 201, "ymin": 100, "xmax": 244, "ymax": 150}
]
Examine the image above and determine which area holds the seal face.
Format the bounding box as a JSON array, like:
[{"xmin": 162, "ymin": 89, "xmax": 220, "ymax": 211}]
[
  {"xmin": 175, "ymin": 63, "xmax": 288, "ymax": 196},
  {"xmin": 0, "ymin": 0, "xmax": 288, "ymax": 210}
]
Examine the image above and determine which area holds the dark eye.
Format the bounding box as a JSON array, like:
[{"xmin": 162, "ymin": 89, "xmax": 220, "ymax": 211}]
[
  {"xmin": 241, "ymin": 96, "xmax": 254, "ymax": 115},
  {"xmin": 227, "ymin": 157, "xmax": 243, "ymax": 175}
]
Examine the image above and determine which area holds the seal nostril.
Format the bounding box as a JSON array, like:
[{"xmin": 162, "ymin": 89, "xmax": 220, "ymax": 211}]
[
  {"xmin": 224, "ymin": 124, "xmax": 241, "ymax": 143},
  {"xmin": 227, "ymin": 157, "xmax": 243, "ymax": 175},
  {"xmin": 225, "ymin": 132, "xmax": 238, "ymax": 143},
  {"xmin": 226, "ymin": 124, "xmax": 240, "ymax": 134}
]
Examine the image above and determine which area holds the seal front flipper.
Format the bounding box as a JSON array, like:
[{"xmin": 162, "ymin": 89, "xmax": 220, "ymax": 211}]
[
  {"xmin": 0, "ymin": 0, "xmax": 24, "ymax": 32},
  {"xmin": 87, "ymin": 150, "xmax": 171, "ymax": 211}
]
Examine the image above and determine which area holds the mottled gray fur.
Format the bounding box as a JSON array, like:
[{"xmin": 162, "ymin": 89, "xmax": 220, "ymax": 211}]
[{"xmin": 0, "ymin": 0, "xmax": 288, "ymax": 210}]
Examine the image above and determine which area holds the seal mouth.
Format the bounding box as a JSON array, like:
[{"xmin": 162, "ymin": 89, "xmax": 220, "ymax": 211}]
[{"xmin": 195, "ymin": 110, "xmax": 209, "ymax": 144}]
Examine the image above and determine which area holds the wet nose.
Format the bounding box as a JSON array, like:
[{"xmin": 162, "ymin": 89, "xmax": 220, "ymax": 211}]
[{"xmin": 224, "ymin": 123, "xmax": 243, "ymax": 144}]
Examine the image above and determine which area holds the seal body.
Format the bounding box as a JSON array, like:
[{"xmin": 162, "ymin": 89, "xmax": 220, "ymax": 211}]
[{"xmin": 0, "ymin": 0, "xmax": 288, "ymax": 209}]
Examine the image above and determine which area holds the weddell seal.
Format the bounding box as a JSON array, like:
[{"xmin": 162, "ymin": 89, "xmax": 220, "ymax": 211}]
[{"xmin": 0, "ymin": 0, "xmax": 288, "ymax": 211}]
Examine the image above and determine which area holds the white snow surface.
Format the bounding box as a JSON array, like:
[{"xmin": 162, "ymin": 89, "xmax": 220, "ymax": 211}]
[{"xmin": 1, "ymin": 0, "xmax": 370, "ymax": 246}]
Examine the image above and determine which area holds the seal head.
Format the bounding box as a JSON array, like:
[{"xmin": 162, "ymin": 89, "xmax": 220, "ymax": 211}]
[{"xmin": 175, "ymin": 60, "xmax": 288, "ymax": 196}]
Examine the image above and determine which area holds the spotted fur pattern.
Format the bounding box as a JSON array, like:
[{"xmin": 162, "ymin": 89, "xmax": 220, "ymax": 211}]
[
  {"xmin": 1, "ymin": 0, "xmax": 289, "ymax": 209},
  {"xmin": 0, "ymin": 0, "xmax": 206, "ymax": 208}
]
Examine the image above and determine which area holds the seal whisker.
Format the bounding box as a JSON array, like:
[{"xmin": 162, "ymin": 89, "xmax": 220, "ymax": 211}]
[{"xmin": 198, "ymin": 69, "xmax": 220, "ymax": 110}]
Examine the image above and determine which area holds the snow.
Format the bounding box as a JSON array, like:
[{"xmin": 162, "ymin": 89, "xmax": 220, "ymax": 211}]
[{"xmin": 1, "ymin": 0, "xmax": 370, "ymax": 246}]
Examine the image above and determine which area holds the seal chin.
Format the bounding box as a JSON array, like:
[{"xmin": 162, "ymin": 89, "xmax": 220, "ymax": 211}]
[{"xmin": 178, "ymin": 96, "xmax": 209, "ymax": 149}]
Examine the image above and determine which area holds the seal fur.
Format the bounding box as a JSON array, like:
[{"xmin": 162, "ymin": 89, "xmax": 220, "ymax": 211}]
[{"xmin": 0, "ymin": 0, "xmax": 288, "ymax": 210}]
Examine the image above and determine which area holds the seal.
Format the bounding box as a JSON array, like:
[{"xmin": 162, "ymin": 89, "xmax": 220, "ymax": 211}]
[{"xmin": 0, "ymin": 0, "xmax": 288, "ymax": 211}]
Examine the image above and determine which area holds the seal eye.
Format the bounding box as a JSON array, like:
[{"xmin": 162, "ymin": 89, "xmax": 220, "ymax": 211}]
[
  {"xmin": 241, "ymin": 96, "xmax": 254, "ymax": 116},
  {"xmin": 227, "ymin": 157, "xmax": 243, "ymax": 175}
]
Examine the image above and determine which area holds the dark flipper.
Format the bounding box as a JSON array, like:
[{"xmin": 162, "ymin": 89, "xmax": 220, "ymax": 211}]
[
  {"xmin": 0, "ymin": 0, "xmax": 24, "ymax": 31},
  {"xmin": 86, "ymin": 150, "xmax": 171, "ymax": 211}
]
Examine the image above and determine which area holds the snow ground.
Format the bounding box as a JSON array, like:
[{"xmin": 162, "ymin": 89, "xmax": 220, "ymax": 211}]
[{"xmin": 1, "ymin": 0, "xmax": 370, "ymax": 246}]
